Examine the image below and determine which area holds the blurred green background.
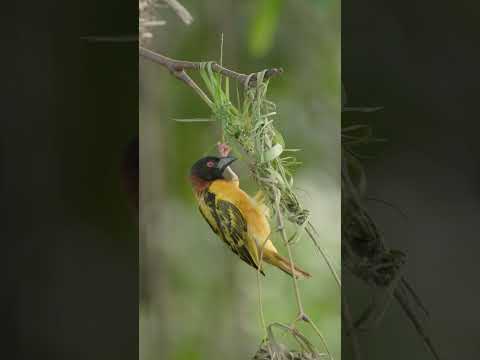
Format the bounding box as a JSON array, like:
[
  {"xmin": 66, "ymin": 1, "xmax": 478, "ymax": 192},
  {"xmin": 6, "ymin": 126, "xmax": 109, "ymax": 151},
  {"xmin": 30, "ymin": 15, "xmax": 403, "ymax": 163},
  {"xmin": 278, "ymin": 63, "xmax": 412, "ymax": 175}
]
[{"xmin": 139, "ymin": 1, "xmax": 340, "ymax": 359}]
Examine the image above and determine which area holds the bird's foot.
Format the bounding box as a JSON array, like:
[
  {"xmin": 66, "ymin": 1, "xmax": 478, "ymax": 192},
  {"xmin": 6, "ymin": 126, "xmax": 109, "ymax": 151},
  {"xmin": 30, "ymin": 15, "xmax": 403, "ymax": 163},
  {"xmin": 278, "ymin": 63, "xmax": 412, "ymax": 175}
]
[{"xmin": 217, "ymin": 142, "xmax": 231, "ymax": 157}]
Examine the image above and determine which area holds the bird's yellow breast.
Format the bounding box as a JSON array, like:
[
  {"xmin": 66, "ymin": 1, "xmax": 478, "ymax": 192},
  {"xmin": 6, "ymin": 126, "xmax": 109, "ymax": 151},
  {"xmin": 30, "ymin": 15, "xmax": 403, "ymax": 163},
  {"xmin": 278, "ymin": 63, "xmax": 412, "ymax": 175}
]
[{"xmin": 207, "ymin": 180, "xmax": 271, "ymax": 242}]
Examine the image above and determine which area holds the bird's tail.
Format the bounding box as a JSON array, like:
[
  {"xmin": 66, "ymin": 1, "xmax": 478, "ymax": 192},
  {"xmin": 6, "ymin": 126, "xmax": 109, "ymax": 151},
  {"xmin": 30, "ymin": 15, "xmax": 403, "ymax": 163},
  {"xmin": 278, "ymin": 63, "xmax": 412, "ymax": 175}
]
[{"xmin": 264, "ymin": 251, "xmax": 311, "ymax": 279}]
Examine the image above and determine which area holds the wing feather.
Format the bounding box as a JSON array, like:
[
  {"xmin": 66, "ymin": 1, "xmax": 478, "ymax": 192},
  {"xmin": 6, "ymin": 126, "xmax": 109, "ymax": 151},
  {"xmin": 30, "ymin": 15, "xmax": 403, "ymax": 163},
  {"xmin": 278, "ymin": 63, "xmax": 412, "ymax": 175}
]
[
  {"xmin": 200, "ymin": 190, "xmax": 264, "ymax": 274},
  {"xmin": 198, "ymin": 204, "xmax": 219, "ymax": 235}
]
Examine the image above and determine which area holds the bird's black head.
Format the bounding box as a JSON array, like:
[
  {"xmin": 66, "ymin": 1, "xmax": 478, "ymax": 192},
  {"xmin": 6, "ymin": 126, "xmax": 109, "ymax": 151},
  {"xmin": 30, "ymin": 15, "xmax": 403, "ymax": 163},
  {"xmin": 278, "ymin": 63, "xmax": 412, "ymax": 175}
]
[{"xmin": 190, "ymin": 156, "xmax": 237, "ymax": 181}]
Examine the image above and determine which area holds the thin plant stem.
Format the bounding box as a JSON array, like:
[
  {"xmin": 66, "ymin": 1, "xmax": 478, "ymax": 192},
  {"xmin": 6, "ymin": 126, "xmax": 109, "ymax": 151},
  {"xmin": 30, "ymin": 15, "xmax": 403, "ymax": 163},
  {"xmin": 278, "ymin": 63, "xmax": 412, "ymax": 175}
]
[
  {"xmin": 256, "ymin": 240, "xmax": 268, "ymax": 340},
  {"xmin": 342, "ymin": 297, "xmax": 362, "ymax": 360},
  {"xmin": 307, "ymin": 223, "xmax": 341, "ymax": 288},
  {"xmin": 305, "ymin": 318, "xmax": 333, "ymax": 360},
  {"xmin": 219, "ymin": 33, "xmax": 224, "ymax": 66},
  {"xmin": 219, "ymin": 34, "xmax": 226, "ymax": 143},
  {"xmin": 394, "ymin": 290, "xmax": 441, "ymax": 360},
  {"xmin": 274, "ymin": 191, "xmax": 304, "ymax": 316},
  {"xmin": 273, "ymin": 189, "xmax": 333, "ymax": 360}
]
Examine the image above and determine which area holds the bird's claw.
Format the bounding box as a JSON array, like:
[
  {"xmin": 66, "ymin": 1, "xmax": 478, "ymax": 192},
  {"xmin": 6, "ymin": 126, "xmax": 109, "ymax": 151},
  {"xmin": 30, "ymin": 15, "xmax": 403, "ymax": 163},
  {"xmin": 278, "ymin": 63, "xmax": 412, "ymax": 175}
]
[{"xmin": 217, "ymin": 142, "xmax": 231, "ymax": 157}]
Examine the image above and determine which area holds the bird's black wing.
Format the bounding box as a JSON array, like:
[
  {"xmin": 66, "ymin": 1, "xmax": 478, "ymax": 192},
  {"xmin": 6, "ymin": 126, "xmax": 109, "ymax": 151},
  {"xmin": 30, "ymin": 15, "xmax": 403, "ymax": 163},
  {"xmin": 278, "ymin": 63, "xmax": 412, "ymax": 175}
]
[{"xmin": 201, "ymin": 191, "xmax": 264, "ymax": 274}]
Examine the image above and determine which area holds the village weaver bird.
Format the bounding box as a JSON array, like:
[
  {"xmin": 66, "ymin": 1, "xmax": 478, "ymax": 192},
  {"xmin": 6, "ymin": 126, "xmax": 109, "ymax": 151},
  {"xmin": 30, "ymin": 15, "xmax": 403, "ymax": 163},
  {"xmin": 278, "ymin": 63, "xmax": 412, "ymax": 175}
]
[{"xmin": 189, "ymin": 144, "xmax": 311, "ymax": 278}]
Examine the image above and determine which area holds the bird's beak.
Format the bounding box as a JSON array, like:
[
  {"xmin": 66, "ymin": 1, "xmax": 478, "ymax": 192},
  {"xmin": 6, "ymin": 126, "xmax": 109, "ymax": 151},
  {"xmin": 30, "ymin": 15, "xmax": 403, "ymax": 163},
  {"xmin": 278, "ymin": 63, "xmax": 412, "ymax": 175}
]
[{"xmin": 217, "ymin": 156, "xmax": 237, "ymax": 172}]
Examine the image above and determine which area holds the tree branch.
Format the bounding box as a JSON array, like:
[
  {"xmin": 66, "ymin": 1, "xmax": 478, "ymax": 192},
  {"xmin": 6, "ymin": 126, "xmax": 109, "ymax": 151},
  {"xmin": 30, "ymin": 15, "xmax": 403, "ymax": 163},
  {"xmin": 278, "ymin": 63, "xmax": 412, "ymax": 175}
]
[
  {"xmin": 162, "ymin": 0, "xmax": 194, "ymax": 25},
  {"xmin": 139, "ymin": 47, "xmax": 283, "ymax": 87}
]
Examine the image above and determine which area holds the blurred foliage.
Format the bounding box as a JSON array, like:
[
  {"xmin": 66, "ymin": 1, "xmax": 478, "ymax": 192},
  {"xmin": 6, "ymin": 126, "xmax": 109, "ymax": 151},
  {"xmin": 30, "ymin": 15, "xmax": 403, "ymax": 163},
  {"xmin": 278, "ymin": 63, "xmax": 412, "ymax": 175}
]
[
  {"xmin": 247, "ymin": 0, "xmax": 283, "ymax": 58},
  {"xmin": 140, "ymin": 1, "xmax": 339, "ymax": 359}
]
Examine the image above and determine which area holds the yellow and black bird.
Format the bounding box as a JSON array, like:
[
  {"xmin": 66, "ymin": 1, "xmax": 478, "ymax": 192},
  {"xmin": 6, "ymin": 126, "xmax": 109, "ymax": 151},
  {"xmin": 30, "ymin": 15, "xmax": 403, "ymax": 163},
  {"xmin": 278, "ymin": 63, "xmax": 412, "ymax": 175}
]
[{"xmin": 190, "ymin": 154, "xmax": 311, "ymax": 278}]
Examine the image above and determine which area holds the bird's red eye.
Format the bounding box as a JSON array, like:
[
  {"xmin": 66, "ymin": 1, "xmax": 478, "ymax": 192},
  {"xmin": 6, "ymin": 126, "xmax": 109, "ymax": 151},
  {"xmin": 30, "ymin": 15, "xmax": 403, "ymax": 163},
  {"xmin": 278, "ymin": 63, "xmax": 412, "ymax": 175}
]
[{"xmin": 206, "ymin": 161, "xmax": 215, "ymax": 168}]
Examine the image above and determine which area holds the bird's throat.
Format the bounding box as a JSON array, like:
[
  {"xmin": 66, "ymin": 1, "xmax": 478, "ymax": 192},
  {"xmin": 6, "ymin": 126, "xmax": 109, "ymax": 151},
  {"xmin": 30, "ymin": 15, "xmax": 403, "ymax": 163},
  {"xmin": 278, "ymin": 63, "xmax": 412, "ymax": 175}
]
[{"xmin": 190, "ymin": 176, "xmax": 211, "ymax": 193}]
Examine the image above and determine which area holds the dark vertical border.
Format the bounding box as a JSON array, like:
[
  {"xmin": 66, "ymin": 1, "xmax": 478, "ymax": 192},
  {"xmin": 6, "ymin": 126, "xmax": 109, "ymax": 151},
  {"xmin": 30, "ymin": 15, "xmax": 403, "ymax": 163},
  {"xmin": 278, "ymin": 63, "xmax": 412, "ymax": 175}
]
[
  {"xmin": 342, "ymin": 1, "xmax": 480, "ymax": 359},
  {"xmin": 3, "ymin": 1, "xmax": 138, "ymax": 358}
]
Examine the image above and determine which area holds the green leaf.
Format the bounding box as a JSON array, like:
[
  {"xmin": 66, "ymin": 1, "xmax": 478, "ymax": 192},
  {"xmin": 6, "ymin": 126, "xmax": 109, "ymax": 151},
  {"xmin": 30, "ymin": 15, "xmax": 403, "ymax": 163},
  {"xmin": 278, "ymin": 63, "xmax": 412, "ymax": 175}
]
[
  {"xmin": 200, "ymin": 66, "xmax": 215, "ymax": 98},
  {"xmin": 273, "ymin": 128, "xmax": 285, "ymax": 147},
  {"xmin": 247, "ymin": 0, "xmax": 283, "ymax": 57},
  {"xmin": 262, "ymin": 143, "xmax": 283, "ymax": 163}
]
